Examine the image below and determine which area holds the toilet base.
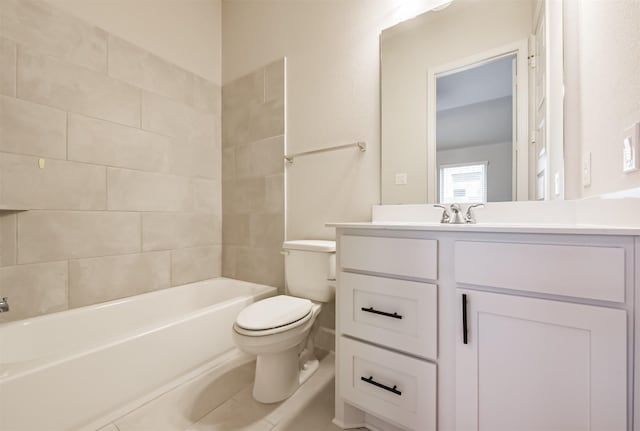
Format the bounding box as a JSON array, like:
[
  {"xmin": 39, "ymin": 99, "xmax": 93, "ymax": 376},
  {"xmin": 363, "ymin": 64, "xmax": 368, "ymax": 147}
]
[{"xmin": 252, "ymin": 349, "xmax": 320, "ymax": 404}]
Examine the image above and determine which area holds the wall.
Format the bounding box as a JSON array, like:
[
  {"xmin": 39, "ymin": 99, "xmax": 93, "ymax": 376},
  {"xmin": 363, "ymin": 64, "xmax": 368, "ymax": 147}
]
[
  {"xmin": 437, "ymin": 141, "xmax": 513, "ymax": 202},
  {"xmin": 564, "ymin": 0, "xmax": 640, "ymax": 197},
  {"xmin": 222, "ymin": 0, "xmax": 444, "ymax": 240},
  {"xmin": 0, "ymin": 0, "xmax": 222, "ymax": 322},
  {"xmin": 43, "ymin": 0, "xmax": 222, "ymax": 85},
  {"xmin": 221, "ymin": 59, "xmax": 285, "ymax": 290},
  {"xmin": 380, "ymin": 0, "xmax": 533, "ymax": 204}
]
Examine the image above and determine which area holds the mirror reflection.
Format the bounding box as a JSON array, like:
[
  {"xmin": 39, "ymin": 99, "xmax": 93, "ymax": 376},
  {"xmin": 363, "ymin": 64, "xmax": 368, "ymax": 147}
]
[
  {"xmin": 380, "ymin": 0, "xmax": 564, "ymax": 204},
  {"xmin": 436, "ymin": 55, "xmax": 515, "ymax": 203}
]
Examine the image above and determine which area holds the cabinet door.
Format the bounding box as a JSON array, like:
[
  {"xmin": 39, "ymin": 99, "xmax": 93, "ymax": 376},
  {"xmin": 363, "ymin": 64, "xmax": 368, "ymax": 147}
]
[{"xmin": 456, "ymin": 289, "xmax": 627, "ymax": 431}]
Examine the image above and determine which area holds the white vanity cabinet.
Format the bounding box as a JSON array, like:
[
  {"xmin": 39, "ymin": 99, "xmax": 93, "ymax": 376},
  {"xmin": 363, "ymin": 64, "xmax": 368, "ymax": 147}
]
[
  {"xmin": 336, "ymin": 234, "xmax": 439, "ymax": 431},
  {"xmin": 332, "ymin": 226, "xmax": 637, "ymax": 431},
  {"xmin": 456, "ymin": 290, "xmax": 627, "ymax": 431}
]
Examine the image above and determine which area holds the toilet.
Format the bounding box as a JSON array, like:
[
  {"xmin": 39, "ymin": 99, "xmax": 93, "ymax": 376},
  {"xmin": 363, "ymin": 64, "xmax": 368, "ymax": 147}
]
[{"xmin": 232, "ymin": 240, "xmax": 336, "ymax": 403}]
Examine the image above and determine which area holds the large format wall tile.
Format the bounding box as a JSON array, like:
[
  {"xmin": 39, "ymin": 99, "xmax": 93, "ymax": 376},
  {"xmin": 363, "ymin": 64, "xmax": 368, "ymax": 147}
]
[
  {"xmin": 221, "ymin": 68, "xmax": 264, "ymax": 110},
  {"xmin": 248, "ymin": 98, "xmax": 284, "ymax": 143},
  {"xmin": 265, "ymin": 174, "xmax": 284, "ymax": 213},
  {"xmin": 0, "ymin": 95, "xmax": 67, "ymax": 159},
  {"xmin": 0, "ymin": 153, "xmax": 106, "ymax": 210},
  {"xmin": 0, "ymin": 261, "xmax": 68, "ymax": 322},
  {"xmin": 0, "ymin": 213, "xmax": 16, "ymax": 267},
  {"xmin": 107, "ymin": 168, "xmax": 193, "ymax": 212},
  {"xmin": 265, "ymin": 59, "xmax": 285, "ymax": 103},
  {"xmin": 223, "ymin": 178, "xmax": 265, "ymax": 214},
  {"xmin": 68, "ymin": 114, "xmax": 170, "ymax": 172},
  {"xmin": 0, "ymin": 0, "xmax": 107, "ymax": 72},
  {"xmin": 0, "ymin": 2, "xmax": 222, "ymax": 322},
  {"xmin": 249, "ymin": 213, "xmax": 284, "ymax": 248},
  {"xmin": 193, "ymin": 75, "xmax": 220, "ymax": 113},
  {"xmin": 222, "ymin": 60, "xmax": 285, "ymax": 290},
  {"xmin": 169, "ymin": 136, "xmax": 217, "ymax": 179},
  {"xmin": 69, "ymin": 251, "xmax": 171, "ymax": 307},
  {"xmin": 17, "ymin": 48, "xmax": 141, "ymax": 127},
  {"xmin": 143, "ymin": 213, "xmax": 219, "ymax": 251},
  {"xmin": 142, "ymin": 91, "xmax": 216, "ymax": 139},
  {"xmin": 171, "ymin": 246, "xmax": 221, "ymax": 286},
  {"xmin": 0, "ymin": 38, "xmax": 16, "ymax": 96},
  {"xmin": 108, "ymin": 36, "xmax": 194, "ymax": 106},
  {"xmin": 222, "ymin": 214, "xmax": 250, "ymax": 246},
  {"xmin": 193, "ymin": 179, "xmax": 217, "ymax": 213},
  {"xmin": 235, "ymin": 246, "xmax": 284, "ymax": 289},
  {"xmin": 18, "ymin": 211, "xmax": 141, "ymax": 263},
  {"xmin": 235, "ymin": 135, "xmax": 283, "ymax": 179}
]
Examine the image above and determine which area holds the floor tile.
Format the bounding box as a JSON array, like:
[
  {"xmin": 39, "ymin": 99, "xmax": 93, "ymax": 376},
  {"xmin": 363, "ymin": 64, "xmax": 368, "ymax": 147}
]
[{"xmin": 187, "ymin": 398, "xmax": 273, "ymax": 431}]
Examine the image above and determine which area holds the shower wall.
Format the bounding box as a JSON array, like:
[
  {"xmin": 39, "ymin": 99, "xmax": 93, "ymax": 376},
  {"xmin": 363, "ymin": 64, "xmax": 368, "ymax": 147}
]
[
  {"xmin": 0, "ymin": 0, "xmax": 222, "ymax": 322},
  {"xmin": 221, "ymin": 59, "xmax": 285, "ymax": 290}
]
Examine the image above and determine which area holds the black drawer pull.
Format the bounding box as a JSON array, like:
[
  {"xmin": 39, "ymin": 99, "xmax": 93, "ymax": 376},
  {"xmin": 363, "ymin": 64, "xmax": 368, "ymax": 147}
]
[
  {"xmin": 361, "ymin": 307, "xmax": 403, "ymax": 319},
  {"xmin": 361, "ymin": 376, "xmax": 402, "ymax": 396},
  {"xmin": 462, "ymin": 293, "xmax": 468, "ymax": 344}
]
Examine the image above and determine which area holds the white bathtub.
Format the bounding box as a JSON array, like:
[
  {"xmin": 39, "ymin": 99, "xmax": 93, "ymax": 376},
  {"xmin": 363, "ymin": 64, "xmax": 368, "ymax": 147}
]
[{"xmin": 0, "ymin": 277, "xmax": 276, "ymax": 431}]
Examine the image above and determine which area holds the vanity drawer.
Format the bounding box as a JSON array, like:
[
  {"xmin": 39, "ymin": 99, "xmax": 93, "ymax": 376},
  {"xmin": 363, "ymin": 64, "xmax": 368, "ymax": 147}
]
[
  {"xmin": 339, "ymin": 337, "xmax": 436, "ymax": 431},
  {"xmin": 339, "ymin": 272, "xmax": 437, "ymax": 359},
  {"xmin": 340, "ymin": 235, "xmax": 438, "ymax": 280},
  {"xmin": 454, "ymin": 241, "xmax": 626, "ymax": 302}
]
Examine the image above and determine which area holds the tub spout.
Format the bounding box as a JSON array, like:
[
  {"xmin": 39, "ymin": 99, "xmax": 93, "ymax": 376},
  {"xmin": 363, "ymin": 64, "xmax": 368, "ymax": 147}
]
[{"xmin": 0, "ymin": 297, "xmax": 9, "ymax": 313}]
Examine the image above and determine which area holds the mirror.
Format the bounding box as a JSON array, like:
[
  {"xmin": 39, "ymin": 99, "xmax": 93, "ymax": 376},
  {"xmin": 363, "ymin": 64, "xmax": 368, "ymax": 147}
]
[{"xmin": 381, "ymin": 0, "xmax": 564, "ymax": 204}]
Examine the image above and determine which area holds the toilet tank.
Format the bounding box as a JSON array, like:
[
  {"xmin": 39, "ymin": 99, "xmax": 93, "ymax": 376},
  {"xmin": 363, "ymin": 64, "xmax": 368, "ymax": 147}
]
[{"xmin": 283, "ymin": 240, "xmax": 336, "ymax": 303}]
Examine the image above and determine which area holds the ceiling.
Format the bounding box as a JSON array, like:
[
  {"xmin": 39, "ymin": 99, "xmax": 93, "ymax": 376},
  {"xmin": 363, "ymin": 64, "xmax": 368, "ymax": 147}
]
[{"xmin": 436, "ymin": 54, "xmax": 514, "ymax": 150}]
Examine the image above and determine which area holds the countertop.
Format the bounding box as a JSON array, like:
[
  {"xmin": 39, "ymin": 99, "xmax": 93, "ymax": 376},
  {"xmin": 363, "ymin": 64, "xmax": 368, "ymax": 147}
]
[{"xmin": 326, "ymin": 221, "xmax": 640, "ymax": 236}]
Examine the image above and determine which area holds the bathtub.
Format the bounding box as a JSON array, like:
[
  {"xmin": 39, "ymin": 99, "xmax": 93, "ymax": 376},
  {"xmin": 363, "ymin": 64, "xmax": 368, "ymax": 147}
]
[{"xmin": 0, "ymin": 277, "xmax": 276, "ymax": 431}]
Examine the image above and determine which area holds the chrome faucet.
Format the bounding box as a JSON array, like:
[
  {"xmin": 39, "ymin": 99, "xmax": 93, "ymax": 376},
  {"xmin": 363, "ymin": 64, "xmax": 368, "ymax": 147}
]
[
  {"xmin": 449, "ymin": 203, "xmax": 464, "ymax": 224},
  {"xmin": 434, "ymin": 203, "xmax": 485, "ymax": 224},
  {"xmin": 0, "ymin": 297, "xmax": 9, "ymax": 313},
  {"xmin": 434, "ymin": 204, "xmax": 465, "ymax": 224},
  {"xmin": 433, "ymin": 204, "xmax": 451, "ymax": 223},
  {"xmin": 464, "ymin": 203, "xmax": 485, "ymax": 224}
]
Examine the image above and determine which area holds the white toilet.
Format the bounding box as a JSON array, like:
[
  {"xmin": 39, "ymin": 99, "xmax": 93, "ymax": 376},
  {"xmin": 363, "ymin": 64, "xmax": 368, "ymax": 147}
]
[{"xmin": 232, "ymin": 240, "xmax": 336, "ymax": 403}]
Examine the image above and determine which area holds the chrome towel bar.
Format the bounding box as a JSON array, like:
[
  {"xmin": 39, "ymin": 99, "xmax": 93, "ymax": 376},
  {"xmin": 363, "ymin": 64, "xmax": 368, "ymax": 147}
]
[{"xmin": 284, "ymin": 141, "xmax": 366, "ymax": 164}]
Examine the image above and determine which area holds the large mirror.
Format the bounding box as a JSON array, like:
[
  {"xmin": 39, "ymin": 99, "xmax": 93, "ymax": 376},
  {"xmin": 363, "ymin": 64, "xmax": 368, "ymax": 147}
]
[{"xmin": 381, "ymin": 0, "xmax": 565, "ymax": 204}]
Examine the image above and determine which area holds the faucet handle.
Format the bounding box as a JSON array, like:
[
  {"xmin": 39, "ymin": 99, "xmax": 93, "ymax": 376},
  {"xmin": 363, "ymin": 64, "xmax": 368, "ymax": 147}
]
[
  {"xmin": 433, "ymin": 204, "xmax": 450, "ymax": 224},
  {"xmin": 464, "ymin": 203, "xmax": 485, "ymax": 224}
]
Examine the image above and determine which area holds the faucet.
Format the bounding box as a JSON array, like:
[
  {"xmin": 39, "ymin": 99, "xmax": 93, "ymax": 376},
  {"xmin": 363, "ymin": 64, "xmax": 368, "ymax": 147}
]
[
  {"xmin": 0, "ymin": 297, "xmax": 9, "ymax": 313},
  {"xmin": 433, "ymin": 204, "xmax": 451, "ymax": 223},
  {"xmin": 433, "ymin": 204, "xmax": 465, "ymax": 224},
  {"xmin": 464, "ymin": 203, "xmax": 485, "ymax": 224},
  {"xmin": 434, "ymin": 203, "xmax": 485, "ymax": 224},
  {"xmin": 449, "ymin": 203, "xmax": 464, "ymax": 224}
]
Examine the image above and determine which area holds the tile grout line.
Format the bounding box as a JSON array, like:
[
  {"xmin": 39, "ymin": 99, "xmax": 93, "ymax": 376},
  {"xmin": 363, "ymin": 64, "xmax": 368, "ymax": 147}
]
[
  {"xmin": 65, "ymin": 112, "xmax": 69, "ymax": 160},
  {"xmin": 66, "ymin": 259, "xmax": 70, "ymax": 309},
  {"xmin": 14, "ymin": 213, "xmax": 19, "ymax": 264}
]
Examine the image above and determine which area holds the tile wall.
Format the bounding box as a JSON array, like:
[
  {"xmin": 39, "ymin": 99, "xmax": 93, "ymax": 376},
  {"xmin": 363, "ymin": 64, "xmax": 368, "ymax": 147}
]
[
  {"xmin": 221, "ymin": 60, "xmax": 285, "ymax": 290},
  {"xmin": 0, "ymin": 0, "xmax": 221, "ymax": 322}
]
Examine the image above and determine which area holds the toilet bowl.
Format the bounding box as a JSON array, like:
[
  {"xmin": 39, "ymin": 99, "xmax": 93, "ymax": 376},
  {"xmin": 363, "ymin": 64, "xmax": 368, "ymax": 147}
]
[{"xmin": 232, "ymin": 240, "xmax": 336, "ymax": 403}]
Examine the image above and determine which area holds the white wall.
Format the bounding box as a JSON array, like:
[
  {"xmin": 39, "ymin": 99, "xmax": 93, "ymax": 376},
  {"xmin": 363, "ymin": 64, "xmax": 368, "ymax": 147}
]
[
  {"xmin": 437, "ymin": 141, "xmax": 513, "ymax": 202},
  {"xmin": 46, "ymin": 0, "xmax": 222, "ymax": 83},
  {"xmin": 564, "ymin": 0, "xmax": 640, "ymax": 197},
  {"xmin": 380, "ymin": 0, "xmax": 533, "ymax": 204},
  {"xmin": 222, "ymin": 0, "xmax": 449, "ymax": 240}
]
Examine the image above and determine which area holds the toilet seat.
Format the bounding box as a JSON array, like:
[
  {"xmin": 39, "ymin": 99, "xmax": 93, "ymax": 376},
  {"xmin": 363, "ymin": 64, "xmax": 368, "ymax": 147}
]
[{"xmin": 235, "ymin": 295, "xmax": 313, "ymax": 337}]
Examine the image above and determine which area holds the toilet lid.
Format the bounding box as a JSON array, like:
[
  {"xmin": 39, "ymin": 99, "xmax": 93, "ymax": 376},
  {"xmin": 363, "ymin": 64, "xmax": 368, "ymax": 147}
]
[{"xmin": 235, "ymin": 295, "xmax": 313, "ymax": 331}]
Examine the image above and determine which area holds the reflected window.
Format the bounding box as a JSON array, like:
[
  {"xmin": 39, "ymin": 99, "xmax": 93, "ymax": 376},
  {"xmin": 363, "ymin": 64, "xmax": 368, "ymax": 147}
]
[{"xmin": 439, "ymin": 162, "xmax": 487, "ymax": 204}]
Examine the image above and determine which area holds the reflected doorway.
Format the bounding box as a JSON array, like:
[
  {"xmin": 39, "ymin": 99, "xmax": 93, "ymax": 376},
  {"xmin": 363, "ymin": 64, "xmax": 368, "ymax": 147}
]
[{"xmin": 435, "ymin": 54, "xmax": 516, "ymax": 204}]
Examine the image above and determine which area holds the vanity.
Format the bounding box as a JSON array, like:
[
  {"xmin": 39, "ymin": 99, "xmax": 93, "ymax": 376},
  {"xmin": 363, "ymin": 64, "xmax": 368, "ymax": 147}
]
[
  {"xmin": 329, "ymin": 206, "xmax": 640, "ymax": 431},
  {"xmin": 331, "ymin": 0, "xmax": 640, "ymax": 427}
]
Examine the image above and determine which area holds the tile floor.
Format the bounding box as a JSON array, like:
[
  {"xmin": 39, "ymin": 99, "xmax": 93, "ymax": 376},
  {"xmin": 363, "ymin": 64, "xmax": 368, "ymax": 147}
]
[{"xmin": 186, "ymin": 353, "xmax": 367, "ymax": 431}]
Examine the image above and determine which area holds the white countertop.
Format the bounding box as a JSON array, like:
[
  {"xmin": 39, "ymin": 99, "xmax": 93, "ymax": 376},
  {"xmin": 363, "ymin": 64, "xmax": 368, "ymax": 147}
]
[{"xmin": 326, "ymin": 221, "xmax": 640, "ymax": 236}]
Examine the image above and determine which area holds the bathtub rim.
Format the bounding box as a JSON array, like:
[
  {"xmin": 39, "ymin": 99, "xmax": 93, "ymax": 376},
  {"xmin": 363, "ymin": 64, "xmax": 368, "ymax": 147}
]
[{"xmin": 0, "ymin": 277, "xmax": 277, "ymax": 380}]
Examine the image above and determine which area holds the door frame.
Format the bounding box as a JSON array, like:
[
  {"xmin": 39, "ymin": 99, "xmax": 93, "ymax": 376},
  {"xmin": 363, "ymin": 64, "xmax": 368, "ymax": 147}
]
[{"xmin": 427, "ymin": 40, "xmax": 529, "ymax": 203}]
